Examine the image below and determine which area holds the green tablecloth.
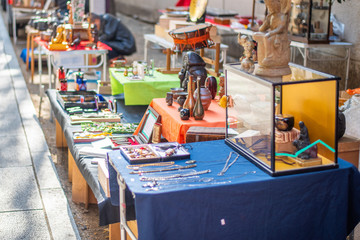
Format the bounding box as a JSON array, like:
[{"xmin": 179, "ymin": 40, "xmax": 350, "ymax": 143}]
[{"xmin": 110, "ymin": 68, "xmax": 180, "ymax": 105}]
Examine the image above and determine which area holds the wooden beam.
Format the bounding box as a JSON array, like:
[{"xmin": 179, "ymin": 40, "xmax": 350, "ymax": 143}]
[
  {"xmin": 55, "ymin": 119, "xmax": 67, "ymax": 148},
  {"xmin": 71, "ymin": 155, "xmax": 97, "ymax": 208}
]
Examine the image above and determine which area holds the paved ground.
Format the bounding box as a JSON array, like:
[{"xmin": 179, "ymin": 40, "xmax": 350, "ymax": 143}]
[
  {"xmin": 0, "ymin": 10, "xmax": 79, "ymax": 240},
  {"xmin": 3, "ymin": 10, "xmax": 165, "ymax": 239}
]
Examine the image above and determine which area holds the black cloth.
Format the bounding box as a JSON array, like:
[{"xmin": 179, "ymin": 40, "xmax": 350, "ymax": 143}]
[
  {"xmin": 46, "ymin": 89, "xmax": 120, "ymax": 226},
  {"xmin": 98, "ymin": 14, "xmax": 136, "ymax": 57}
]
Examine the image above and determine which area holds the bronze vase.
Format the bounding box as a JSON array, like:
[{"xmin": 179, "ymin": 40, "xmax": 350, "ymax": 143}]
[
  {"xmin": 183, "ymin": 75, "xmax": 196, "ymax": 117},
  {"xmin": 193, "ymin": 78, "xmax": 205, "ymax": 120}
]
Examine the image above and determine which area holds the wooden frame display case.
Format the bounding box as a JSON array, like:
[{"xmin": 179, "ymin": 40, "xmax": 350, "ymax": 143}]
[
  {"xmin": 288, "ymin": 0, "xmax": 331, "ymax": 43},
  {"xmin": 224, "ymin": 63, "xmax": 340, "ymax": 176}
]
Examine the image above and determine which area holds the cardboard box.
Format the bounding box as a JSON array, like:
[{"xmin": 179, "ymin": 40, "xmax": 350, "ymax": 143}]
[
  {"xmin": 154, "ymin": 24, "xmax": 174, "ymax": 43},
  {"xmin": 338, "ymin": 135, "xmax": 360, "ymax": 168},
  {"xmin": 158, "ymin": 15, "xmax": 187, "ymax": 29},
  {"xmin": 339, "ymin": 90, "xmax": 351, "ymax": 107}
]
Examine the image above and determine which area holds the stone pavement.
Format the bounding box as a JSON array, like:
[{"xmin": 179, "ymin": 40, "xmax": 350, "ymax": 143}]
[{"xmin": 0, "ymin": 13, "xmax": 79, "ymax": 240}]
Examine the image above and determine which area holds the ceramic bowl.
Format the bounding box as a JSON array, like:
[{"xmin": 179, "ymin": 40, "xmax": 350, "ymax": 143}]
[
  {"xmin": 170, "ymin": 88, "xmax": 185, "ymax": 99},
  {"xmin": 174, "ymin": 91, "xmax": 188, "ymax": 100}
]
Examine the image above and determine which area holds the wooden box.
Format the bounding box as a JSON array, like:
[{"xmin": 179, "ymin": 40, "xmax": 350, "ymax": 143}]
[
  {"xmin": 98, "ymin": 81, "xmax": 112, "ymax": 95},
  {"xmin": 186, "ymin": 127, "xmax": 226, "ymax": 143},
  {"xmin": 98, "ymin": 158, "xmax": 110, "ymax": 197},
  {"xmin": 338, "ymin": 135, "xmax": 360, "ymax": 168}
]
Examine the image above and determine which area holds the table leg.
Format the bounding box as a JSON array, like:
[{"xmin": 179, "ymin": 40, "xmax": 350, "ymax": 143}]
[
  {"xmin": 144, "ymin": 39, "xmax": 149, "ymax": 63},
  {"xmin": 12, "ymin": 8, "xmax": 16, "ymax": 44},
  {"xmin": 85, "ymin": 53, "xmax": 88, "ymax": 71},
  {"xmin": 118, "ymin": 175, "xmax": 137, "ymax": 240},
  {"xmin": 31, "ymin": 34, "xmax": 35, "ymax": 82},
  {"xmin": 345, "ymin": 47, "xmax": 351, "ymax": 90},
  {"xmin": 47, "ymin": 52, "xmax": 52, "ymax": 89},
  {"xmin": 171, "ymin": 51, "xmax": 176, "ymax": 69},
  {"xmin": 304, "ymin": 47, "xmax": 308, "ymax": 67},
  {"xmin": 103, "ymin": 52, "xmax": 107, "ymax": 82},
  {"xmin": 26, "ymin": 33, "xmax": 30, "ymax": 71},
  {"xmin": 39, "ymin": 45, "xmax": 42, "ymax": 92}
]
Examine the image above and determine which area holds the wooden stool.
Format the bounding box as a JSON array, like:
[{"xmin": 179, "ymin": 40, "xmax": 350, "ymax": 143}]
[
  {"xmin": 25, "ymin": 27, "xmax": 40, "ymax": 82},
  {"xmin": 200, "ymin": 42, "xmax": 221, "ymax": 77}
]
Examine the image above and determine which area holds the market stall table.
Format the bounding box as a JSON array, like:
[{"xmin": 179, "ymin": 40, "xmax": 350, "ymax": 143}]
[
  {"xmin": 135, "ymin": 98, "xmax": 226, "ymax": 143},
  {"xmin": 35, "ymin": 37, "xmax": 111, "ymax": 89},
  {"xmin": 109, "ymin": 68, "xmax": 180, "ymax": 105},
  {"xmin": 46, "ymin": 89, "xmax": 123, "ymax": 227},
  {"xmin": 108, "ymin": 140, "xmax": 360, "ymax": 240}
]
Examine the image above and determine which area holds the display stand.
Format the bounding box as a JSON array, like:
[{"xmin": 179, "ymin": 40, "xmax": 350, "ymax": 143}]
[
  {"xmin": 199, "ymin": 42, "xmax": 221, "ymax": 77},
  {"xmin": 157, "ymin": 43, "xmax": 221, "ymax": 77},
  {"xmin": 157, "ymin": 48, "xmax": 181, "ymax": 74}
]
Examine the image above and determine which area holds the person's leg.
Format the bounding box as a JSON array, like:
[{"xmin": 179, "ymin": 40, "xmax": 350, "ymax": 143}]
[{"xmin": 107, "ymin": 49, "xmax": 123, "ymax": 60}]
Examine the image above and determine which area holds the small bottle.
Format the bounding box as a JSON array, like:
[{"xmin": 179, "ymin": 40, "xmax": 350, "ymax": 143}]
[
  {"xmin": 150, "ymin": 59, "xmax": 154, "ymax": 76},
  {"xmin": 58, "ymin": 66, "xmax": 67, "ymax": 91}
]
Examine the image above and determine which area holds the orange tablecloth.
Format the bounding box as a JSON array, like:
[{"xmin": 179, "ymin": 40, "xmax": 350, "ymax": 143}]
[{"xmin": 135, "ymin": 98, "xmax": 226, "ymax": 144}]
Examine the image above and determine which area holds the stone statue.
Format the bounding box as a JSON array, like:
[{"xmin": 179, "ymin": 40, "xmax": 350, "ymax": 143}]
[
  {"xmin": 178, "ymin": 52, "xmax": 207, "ymax": 92},
  {"xmin": 253, "ymin": 0, "xmax": 292, "ymax": 77},
  {"xmin": 293, "ymin": 121, "xmax": 318, "ymax": 159},
  {"xmin": 238, "ymin": 34, "xmax": 255, "ymax": 73}
]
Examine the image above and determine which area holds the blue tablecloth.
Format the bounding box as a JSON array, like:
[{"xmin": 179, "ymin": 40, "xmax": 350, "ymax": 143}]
[{"xmin": 108, "ymin": 140, "xmax": 360, "ymax": 240}]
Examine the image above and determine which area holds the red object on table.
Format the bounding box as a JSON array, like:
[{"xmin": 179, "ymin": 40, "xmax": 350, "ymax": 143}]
[
  {"xmin": 34, "ymin": 37, "xmax": 112, "ymax": 51},
  {"xmin": 134, "ymin": 98, "xmax": 226, "ymax": 144},
  {"xmin": 205, "ymin": 17, "xmax": 231, "ymax": 28},
  {"xmin": 175, "ymin": 0, "xmax": 191, "ymax": 7}
]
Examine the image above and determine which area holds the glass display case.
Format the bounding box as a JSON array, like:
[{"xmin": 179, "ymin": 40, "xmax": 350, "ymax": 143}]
[
  {"xmin": 288, "ymin": 0, "xmax": 331, "ymax": 43},
  {"xmin": 13, "ymin": 0, "xmax": 44, "ymax": 8},
  {"xmin": 224, "ymin": 63, "xmax": 340, "ymax": 176}
]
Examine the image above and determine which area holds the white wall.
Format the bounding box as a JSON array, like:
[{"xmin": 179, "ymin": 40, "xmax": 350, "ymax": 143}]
[
  {"xmin": 89, "ymin": 0, "xmax": 106, "ymax": 14},
  {"xmin": 208, "ymin": 0, "xmax": 266, "ymax": 19}
]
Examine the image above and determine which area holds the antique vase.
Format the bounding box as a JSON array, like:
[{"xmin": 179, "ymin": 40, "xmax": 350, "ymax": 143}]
[
  {"xmin": 183, "ymin": 75, "xmax": 195, "ymax": 117},
  {"xmin": 193, "ymin": 78, "xmax": 205, "ymax": 120}
]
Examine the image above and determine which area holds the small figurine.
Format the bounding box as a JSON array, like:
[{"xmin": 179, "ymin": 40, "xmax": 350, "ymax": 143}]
[
  {"xmin": 71, "ymin": 32, "xmax": 81, "ymax": 47},
  {"xmin": 76, "ymin": 71, "xmax": 87, "ymax": 91},
  {"xmin": 238, "ymin": 34, "xmax": 255, "ymax": 73},
  {"xmin": 49, "ymin": 25, "xmax": 69, "ymax": 50},
  {"xmin": 253, "ymin": 0, "xmax": 292, "ymax": 77},
  {"xmin": 218, "ymin": 76, "xmax": 225, "ymax": 99},
  {"xmin": 293, "ymin": 121, "xmax": 318, "ymax": 159}
]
